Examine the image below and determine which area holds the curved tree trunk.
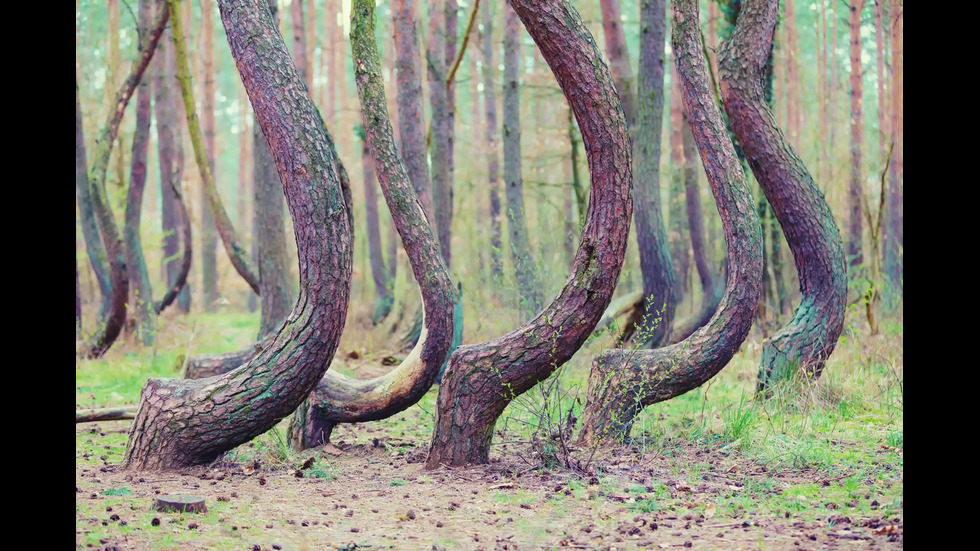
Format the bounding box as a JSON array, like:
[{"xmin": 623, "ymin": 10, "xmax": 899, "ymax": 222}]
[
  {"xmin": 124, "ymin": 0, "xmax": 158, "ymax": 347},
  {"xmin": 153, "ymin": 176, "xmax": 192, "ymax": 315},
  {"xmin": 170, "ymin": 2, "xmax": 261, "ymax": 295},
  {"xmin": 287, "ymin": 0, "xmax": 456, "ymax": 449},
  {"xmin": 76, "ymin": 88, "xmax": 112, "ymax": 327},
  {"xmin": 576, "ymin": 0, "xmax": 763, "ymax": 446},
  {"xmin": 719, "ymin": 0, "xmax": 847, "ymax": 392},
  {"xmin": 82, "ymin": 5, "xmax": 169, "ymax": 359},
  {"xmin": 123, "ymin": 0, "xmax": 353, "ymax": 470},
  {"xmin": 425, "ymin": 0, "xmax": 633, "ymax": 469}
]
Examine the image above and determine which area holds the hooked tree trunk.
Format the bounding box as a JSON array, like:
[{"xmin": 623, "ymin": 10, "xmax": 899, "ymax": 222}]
[
  {"xmin": 425, "ymin": 0, "xmax": 633, "ymax": 469},
  {"xmin": 80, "ymin": 5, "xmax": 169, "ymax": 358},
  {"xmin": 719, "ymin": 0, "xmax": 847, "ymax": 391},
  {"xmin": 123, "ymin": 0, "xmax": 352, "ymax": 470},
  {"xmin": 288, "ymin": 0, "xmax": 457, "ymax": 448},
  {"xmin": 576, "ymin": 0, "xmax": 763, "ymax": 446}
]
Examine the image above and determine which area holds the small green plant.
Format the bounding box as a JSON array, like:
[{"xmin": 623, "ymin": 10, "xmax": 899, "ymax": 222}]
[{"xmin": 102, "ymin": 486, "xmax": 132, "ymax": 496}]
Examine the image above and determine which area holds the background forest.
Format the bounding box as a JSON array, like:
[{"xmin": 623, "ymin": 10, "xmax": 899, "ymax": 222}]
[{"xmin": 76, "ymin": 0, "xmax": 902, "ymax": 549}]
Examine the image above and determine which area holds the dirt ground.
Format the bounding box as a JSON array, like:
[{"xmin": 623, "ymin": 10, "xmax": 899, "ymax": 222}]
[{"xmin": 76, "ymin": 411, "xmax": 903, "ymax": 551}]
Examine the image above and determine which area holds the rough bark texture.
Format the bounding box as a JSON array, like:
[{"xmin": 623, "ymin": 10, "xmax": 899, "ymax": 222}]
[
  {"xmin": 847, "ymin": 0, "xmax": 864, "ymax": 269},
  {"xmin": 170, "ymin": 1, "xmax": 261, "ymax": 295},
  {"xmin": 287, "ymin": 0, "xmax": 456, "ymax": 449},
  {"xmin": 576, "ymin": 0, "xmax": 762, "ymax": 446},
  {"xmin": 719, "ymin": 0, "xmax": 847, "ymax": 391},
  {"xmin": 201, "ymin": 0, "xmax": 221, "ymax": 310},
  {"xmin": 124, "ymin": 0, "xmax": 352, "ymax": 470},
  {"xmin": 392, "ymin": 0, "xmax": 435, "ymax": 224},
  {"xmin": 425, "ymin": 0, "xmax": 633, "ymax": 469},
  {"xmin": 629, "ymin": 0, "xmax": 675, "ymax": 348},
  {"xmin": 82, "ymin": 5, "xmax": 169, "ymax": 358},
  {"xmin": 481, "ymin": 1, "xmax": 503, "ymax": 280},
  {"xmin": 123, "ymin": 0, "xmax": 157, "ymax": 346},
  {"xmin": 502, "ymin": 3, "xmax": 541, "ymax": 317}
]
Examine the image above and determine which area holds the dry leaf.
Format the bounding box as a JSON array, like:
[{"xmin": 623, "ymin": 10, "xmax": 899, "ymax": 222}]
[{"xmin": 706, "ymin": 503, "xmax": 716, "ymax": 519}]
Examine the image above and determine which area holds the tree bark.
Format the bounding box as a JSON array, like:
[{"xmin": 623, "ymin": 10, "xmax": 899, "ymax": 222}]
[
  {"xmin": 576, "ymin": 0, "xmax": 763, "ymax": 446},
  {"xmin": 124, "ymin": 0, "xmax": 353, "ymax": 470},
  {"xmin": 481, "ymin": 1, "xmax": 503, "ymax": 281},
  {"xmin": 82, "ymin": 5, "xmax": 169, "ymax": 358},
  {"xmin": 77, "ymin": 87, "xmax": 112, "ymax": 327},
  {"xmin": 252, "ymin": 0, "xmax": 294, "ymax": 339},
  {"xmin": 719, "ymin": 0, "xmax": 847, "ymax": 391},
  {"xmin": 201, "ymin": 0, "xmax": 221, "ymax": 310},
  {"xmin": 847, "ymin": 0, "xmax": 865, "ymax": 269},
  {"xmin": 425, "ymin": 0, "xmax": 633, "ymax": 469},
  {"xmin": 502, "ymin": 3, "xmax": 541, "ymax": 317},
  {"xmin": 668, "ymin": 112, "xmax": 722, "ymax": 344},
  {"xmin": 428, "ymin": 0, "xmax": 453, "ymax": 268},
  {"xmin": 123, "ymin": 0, "xmax": 157, "ymax": 346},
  {"xmin": 629, "ymin": 0, "xmax": 674, "ymax": 348},
  {"xmin": 288, "ymin": 0, "xmax": 457, "ymax": 448},
  {"xmin": 360, "ymin": 129, "xmax": 394, "ymax": 324},
  {"xmin": 392, "ymin": 0, "xmax": 435, "ymax": 224},
  {"xmin": 170, "ymin": 0, "xmax": 261, "ymax": 295},
  {"xmin": 154, "ymin": 23, "xmax": 190, "ymax": 314},
  {"xmin": 884, "ymin": 1, "xmax": 902, "ymax": 294}
]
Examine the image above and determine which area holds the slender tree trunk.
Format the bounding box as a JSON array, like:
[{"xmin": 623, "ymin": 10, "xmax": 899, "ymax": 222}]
[
  {"xmin": 123, "ymin": 0, "xmax": 157, "ymax": 346},
  {"xmin": 170, "ymin": 1, "xmax": 261, "ymax": 295},
  {"xmin": 847, "ymin": 0, "xmax": 865, "ymax": 269},
  {"xmin": 201, "ymin": 0, "xmax": 221, "ymax": 310},
  {"xmin": 884, "ymin": 1, "xmax": 902, "ymax": 294},
  {"xmin": 502, "ymin": 3, "xmax": 541, "ymax": 317},
  {"xmin": 428, "ymin": 0, "xmax": 452, "ymax": 268},
  {"xmin": 77, "ymin": 90, "xmax": 112, "ymax": 325},
  {"xmin": 568, "ymin": 106, "xmax": 587, "ymax": 232},
  {"xmin": 577, "ymin": 0, "xmax": 762, "ymax": 445},
  {"xmin": 289, "ymin": 0, "xmax": 457, "ymax": 447},
  {"xmin": 426, "ymin": 0, "xmax": 632, "ymax": 468},
  {"xmin": 599, "ymin": 0, "xmax": 636, "ymax": 126},
  {"xmin": 668, "ymin": 113, "xmax": 721, "ymax": 344},
  {"xmin": 124, "ymin": 0, "xmax": 353, "ymax": 470},
  {"xmin": 481, "ymin": 1, "xmax": 503, "ymax": 281},
  {"xmin": 392, "ymin": 0, "xmax": 435, "ymax": 224},
  {"xmin": 360, "ymin": 130, "xmax": 394, "ymax": 324},
  {"xmin": 325, "ymin": 0, "xmax": 338, "ymax": 127},
  {"xmin": 81, "ymin": 5, "xmax": 169, "ymax": 358},
  {"xmin": 290, "ymin": 0, "xmax": 310, "ymax": 90},
  {"xmin": 669, "ymin": 74, "xmax": 690, "ymax": 301},
  {"xmin": 252, "ymin": 0, "xmax": 293, "ymax": 339},
  {"xmin": 785, "ymin": 0, "xmax": 801, "ymax": 148},
  {"xmin": 719, "ymin": 0, "xmax": 848, "ymax": 391},
  {"xmin": 629, "ymin": 0, "xmax": 674, "ymax": 348},
  {"xmin": 155, "ymin": 24, "xmax": 189, "ymax": 314}
]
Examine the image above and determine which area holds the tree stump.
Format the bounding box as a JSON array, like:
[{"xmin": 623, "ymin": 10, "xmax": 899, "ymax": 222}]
[{"xmin": 153, "ymin": 495, "xmax": 207, "ymax": 514}]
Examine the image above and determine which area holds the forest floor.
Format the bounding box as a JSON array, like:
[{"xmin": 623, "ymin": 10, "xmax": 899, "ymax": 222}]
[{"xmin": 76, "ymin": 308, "xmax": 903, "ymax": 551}]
